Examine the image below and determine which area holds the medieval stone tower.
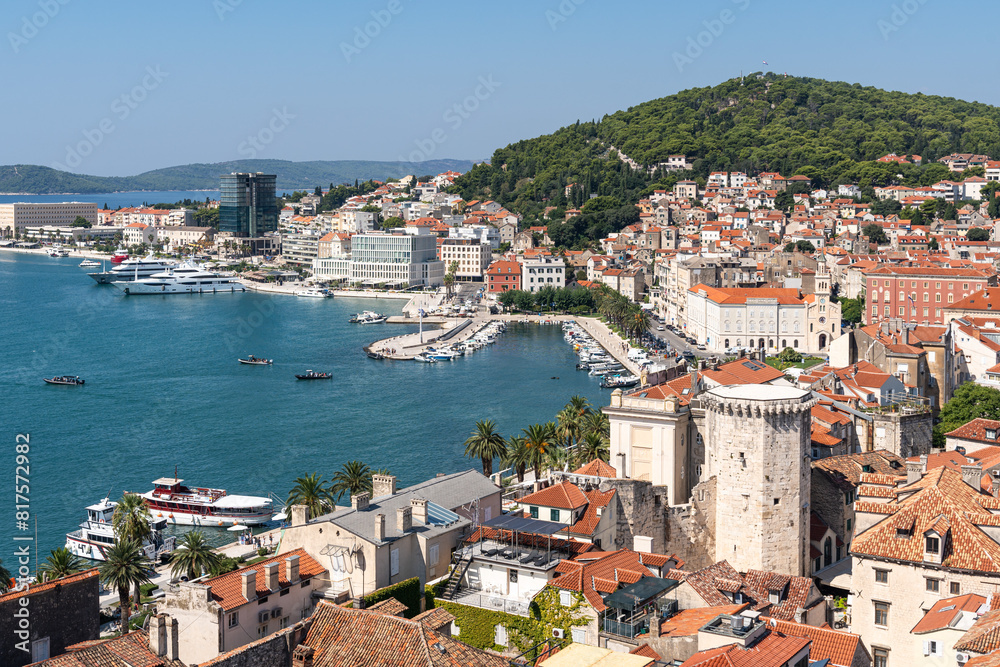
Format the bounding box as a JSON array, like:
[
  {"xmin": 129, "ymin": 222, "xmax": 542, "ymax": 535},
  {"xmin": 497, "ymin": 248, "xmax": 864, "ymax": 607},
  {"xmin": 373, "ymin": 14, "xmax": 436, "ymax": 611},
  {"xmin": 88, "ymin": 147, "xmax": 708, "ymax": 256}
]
[{"xmin": 703, "ymin": 385, "xmax": 815, "ymax": 576}]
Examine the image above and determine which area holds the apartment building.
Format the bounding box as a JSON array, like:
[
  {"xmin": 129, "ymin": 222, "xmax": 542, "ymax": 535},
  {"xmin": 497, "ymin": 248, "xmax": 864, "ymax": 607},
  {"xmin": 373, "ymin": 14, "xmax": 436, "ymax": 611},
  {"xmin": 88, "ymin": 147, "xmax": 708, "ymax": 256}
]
[
  {"xmin": 864, "ymin": 266, "xmax": 996, "ymax": 325},
  {"xmin": 522, "ymin": 254, "xmax": 565, "ymax": 293},
  {"xmin": 439, "ymin": 238, "xmax": 491, "ymax": 281},
  {"xmin": 0, "ymin": 202, "xmax": 98, "ymax": 236}
]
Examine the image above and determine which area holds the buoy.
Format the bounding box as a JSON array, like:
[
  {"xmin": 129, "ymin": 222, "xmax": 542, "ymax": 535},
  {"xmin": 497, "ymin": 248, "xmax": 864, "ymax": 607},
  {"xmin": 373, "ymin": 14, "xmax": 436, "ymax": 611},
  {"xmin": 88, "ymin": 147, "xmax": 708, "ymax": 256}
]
[
  {"xmin": 218, "ymin": 521, "xmax": 223, "ymax": 526},
  {"xmin": 157, "ymin": 513, "xmax": 162, "ymax": 517}
]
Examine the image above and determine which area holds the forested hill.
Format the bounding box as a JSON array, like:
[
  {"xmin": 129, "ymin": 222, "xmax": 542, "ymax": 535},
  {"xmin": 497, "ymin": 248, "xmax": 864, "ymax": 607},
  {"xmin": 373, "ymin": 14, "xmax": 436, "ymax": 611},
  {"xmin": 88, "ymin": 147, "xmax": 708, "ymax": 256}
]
[
  {"xmin": 0, "ymin": 158, "xmax": 476, "ymax": 194},
  {"xmin": 452, "ymin": 74, "xmax": 1000, "ymax": 226}
]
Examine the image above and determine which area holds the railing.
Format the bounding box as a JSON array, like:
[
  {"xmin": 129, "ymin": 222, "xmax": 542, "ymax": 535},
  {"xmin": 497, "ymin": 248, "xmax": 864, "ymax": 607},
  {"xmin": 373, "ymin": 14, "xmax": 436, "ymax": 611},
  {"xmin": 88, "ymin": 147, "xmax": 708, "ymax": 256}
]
[
  {"xmin": 451, "ymin": 591, "xmax": 531, "ymax": 617},
  {"xmin": 601, "ymin": 615, "xmax": 648, "ymax": 639}
]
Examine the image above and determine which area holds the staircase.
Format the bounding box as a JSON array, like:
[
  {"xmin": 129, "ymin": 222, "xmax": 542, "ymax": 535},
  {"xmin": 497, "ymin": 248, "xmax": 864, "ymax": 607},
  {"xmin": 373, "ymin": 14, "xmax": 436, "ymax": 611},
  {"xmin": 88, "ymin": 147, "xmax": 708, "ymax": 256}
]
[{"xmin": 439, "ymin": 551, "xmax": 472, "ymax": 600}]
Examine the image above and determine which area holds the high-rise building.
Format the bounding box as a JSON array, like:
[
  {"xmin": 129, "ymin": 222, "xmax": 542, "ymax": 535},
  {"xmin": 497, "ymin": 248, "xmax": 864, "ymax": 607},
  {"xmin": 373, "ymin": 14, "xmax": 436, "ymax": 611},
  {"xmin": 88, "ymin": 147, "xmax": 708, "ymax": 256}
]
[{"xmin": 219, "ymin": 173, "xmax": 278, "ymax": 237}]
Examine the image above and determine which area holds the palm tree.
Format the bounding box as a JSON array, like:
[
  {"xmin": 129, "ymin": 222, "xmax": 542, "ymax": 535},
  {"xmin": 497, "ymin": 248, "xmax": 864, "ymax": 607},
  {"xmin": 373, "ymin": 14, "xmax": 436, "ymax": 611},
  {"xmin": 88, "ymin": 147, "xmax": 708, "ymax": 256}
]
[
  {"xmin": 286, "ymin": 473, "xmax": 336, "ymax": 519},
  {"xmin": 582, "ymin": 410, "xmax": 610, "ymax": 441},
  {"xmin": 578, "ymin": 431, "xmax": 610, "ymax": 465},
  {"xmin": 463, "ymin": 420, "xmax": 507, "ymax": 476},
  {"xmin": 39, "ymin": 547, "xmax": 85, "ymax": 581},
  {"xmin": 556, "ymin": 406, "xmax": 584, "ymax": 454},
  {"xmin": 170, "ymin": 531, "xmax": 220, "ymax": 580},
  {"xmin": 331, "ymin": 460, "xmax": 373, "ymax": 502},
  {"xmin": 112, "ymin": 493, "xmax": 152, "ymax": 606},
  {"xmin": 0, "ymin": 557, "xmax": 11, "ymax": 592},
  {"xmin": 503, "ymin": 436, "xmax": 530, "ymax": 484},
  {"xmin": 523, "ymin": 422, "xmax": 558, "ymax": 482},
  {"xmin": 100, "ymin": 538, "xmax": 151, "ymax": 635}
]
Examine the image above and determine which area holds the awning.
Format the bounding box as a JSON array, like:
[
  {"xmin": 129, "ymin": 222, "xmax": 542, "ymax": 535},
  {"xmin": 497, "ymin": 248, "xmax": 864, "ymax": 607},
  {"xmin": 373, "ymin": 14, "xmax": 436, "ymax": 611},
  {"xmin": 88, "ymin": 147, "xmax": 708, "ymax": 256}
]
[
  {"xmin": 602, "ymin": 576, "xmax": 680, "ymax": 610},
  {"xmin": 480, "ymin": 514, "xmax": 566, "ymax": 536}
]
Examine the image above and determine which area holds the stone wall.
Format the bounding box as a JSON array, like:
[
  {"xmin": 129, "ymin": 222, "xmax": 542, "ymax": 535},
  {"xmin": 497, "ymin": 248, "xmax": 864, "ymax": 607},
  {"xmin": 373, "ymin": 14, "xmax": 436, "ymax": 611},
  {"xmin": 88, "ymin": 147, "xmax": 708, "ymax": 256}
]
[
  {"xmin": 196, "ymin": 619, "xmax": 312, "ymax": 667},
  {"xmin": 870, "ymin": 411, "xmax": 933, "ymax": 458},
  {"xmin": 810, "ymin": 469, "xmax": 849, "ymax": 547},
  {"xmin": 601, "ymin": 479, "xmax": 668, "ymax": 552},
  {"xmin": 0, "ymin": 570, "xmax": 100, "ymax": 667},
  {"xmin": 663, "ymin": 478, "xmax": 716, "ymax": 570}
]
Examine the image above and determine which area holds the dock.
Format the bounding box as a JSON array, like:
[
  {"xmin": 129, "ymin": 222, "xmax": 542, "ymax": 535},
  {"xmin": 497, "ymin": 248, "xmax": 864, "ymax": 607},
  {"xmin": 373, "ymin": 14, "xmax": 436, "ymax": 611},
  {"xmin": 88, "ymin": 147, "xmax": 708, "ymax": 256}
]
[{"xmin": 367, "ymin": 317, "xmax": 497, "ymax": 360}]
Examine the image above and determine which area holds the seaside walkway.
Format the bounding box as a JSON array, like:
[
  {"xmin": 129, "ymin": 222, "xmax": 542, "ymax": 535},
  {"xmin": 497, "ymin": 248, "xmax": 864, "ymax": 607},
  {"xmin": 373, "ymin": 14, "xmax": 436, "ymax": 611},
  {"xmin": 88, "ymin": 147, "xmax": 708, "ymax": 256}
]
[{"xmin": 571, "ymin": 317, "xmax": 642, "ymax": 375}]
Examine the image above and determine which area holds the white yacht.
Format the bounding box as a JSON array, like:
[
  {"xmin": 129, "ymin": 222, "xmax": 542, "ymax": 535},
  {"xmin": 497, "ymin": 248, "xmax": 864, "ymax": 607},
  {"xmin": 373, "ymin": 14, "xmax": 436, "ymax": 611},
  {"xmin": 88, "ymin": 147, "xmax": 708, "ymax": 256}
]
[
  {"xmin": 295, "ymin": 288, "xmax": 331, "ymax": 298},
  {"xmin": 114, "ymin": 262, "xmax": 247, "ymax": 295},
  {"xmin": 79, "ymin": 259, "xmax": 101, "ymax": 268},
  {"xmin": 88, "ymin": 256, "xmax": 176, "ymax": 284},
  {"xmin": 65, "ymin": 497, "xmax": 175, "ymax": 562},
  {"xmin": 47, "ymin": 246, "xmax": 69, "ymax": 257}
]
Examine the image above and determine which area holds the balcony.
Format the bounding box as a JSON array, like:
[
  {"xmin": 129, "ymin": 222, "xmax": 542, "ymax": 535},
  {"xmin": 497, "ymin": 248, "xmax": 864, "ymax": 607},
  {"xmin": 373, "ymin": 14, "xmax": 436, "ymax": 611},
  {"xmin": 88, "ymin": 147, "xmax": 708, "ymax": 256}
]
[{"xmin": 449, "ymin": 589, "xmax": 531, "ymax": 617}]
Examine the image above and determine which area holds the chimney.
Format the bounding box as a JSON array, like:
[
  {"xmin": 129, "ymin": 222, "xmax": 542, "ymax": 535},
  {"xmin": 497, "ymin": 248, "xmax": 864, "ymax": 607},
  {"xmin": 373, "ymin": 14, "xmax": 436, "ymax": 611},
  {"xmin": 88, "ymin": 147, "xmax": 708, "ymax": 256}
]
[
  {"xmin": 992, "ymin": 470, "xmax": 1000, "ymax": 498},
  {"xmin": 291, "ymin": 504, "xmax": 309, "ymax": 527},
  {"xmin": 962, "ymin": 463, "xmax": 983, "ymax": 490},
  {"xmin": 352, "ymin": 492, "xmax": 370, "ymax": 511},
  {"xmin": 285, "ymin": 554, "xmax": 300, "ymax": 583},
  {"xmin": 411, "ymin": 498, "xmax": 428, "ymax": 525},
  {"xmin": 292, "ymin": 645, "xmax": 315, "ymax": 667},
  {"xmin": 906, "ymin": 460, "xmax": 923, "ymax": 485},
  {"xmin": 920, "ymin": 454, "xmax": 928, "ymax": 472},
  {"xmin": 397, "ymin": 506, "xmax": 412, "ymax": 533},
  {"xmin": 165, "ymin": 615, "xmax": 179, "ymax": 662},
  {"xmin": 375, "ymin": 513, "xmax": 386, "ymax": 541},
  {"xmin": 149, "ymin": 614, "xmax": 166, "ymax": 657},
  {"xmin": 240, "ymin": 569, "xmax": 257, "ymax": 601},
  {"xmin": 265, "ymin": 562, "xmax": 280, "ymax": 592},
  {"xmin": 373, "ymin": 474, "xmax": 397, "ymax": 498}
]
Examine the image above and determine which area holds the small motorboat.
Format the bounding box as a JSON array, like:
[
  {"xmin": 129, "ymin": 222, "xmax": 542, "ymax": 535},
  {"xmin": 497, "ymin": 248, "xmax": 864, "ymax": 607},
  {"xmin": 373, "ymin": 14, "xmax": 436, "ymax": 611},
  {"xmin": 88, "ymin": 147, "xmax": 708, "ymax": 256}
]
[
  {"xmin": 366, "ymin": 350, "xmax": 385, "ymax": 360},
  {"xmin": 295, "ymin": 289, "xmax": 330, "ymax": 298},
  {"xmin": 239, "ymin": 356, "xmax": 273, "ymax": 365},
  {"xmin": 295, "ymin": 370, "xmax": 332, "ymax": 380},
  {"xmin": 79, "ymin": 259, "xmax": 101, "ymax": 268},
  {"xmin": 413, "ymin": 354, "xmax": 437, "ymax": 363},
  {"xmin": 349, "ymin": 311, "xmax": 388, "ymax": 324},
  {"xmin": 44, "ymin": 376, "xmax": 85, "ymax": 386}
]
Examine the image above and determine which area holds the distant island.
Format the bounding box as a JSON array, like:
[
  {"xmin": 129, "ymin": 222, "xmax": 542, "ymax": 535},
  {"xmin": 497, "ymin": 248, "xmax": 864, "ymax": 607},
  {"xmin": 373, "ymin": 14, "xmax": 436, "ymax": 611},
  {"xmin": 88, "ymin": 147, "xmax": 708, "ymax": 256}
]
[{"xmin": 0, "ymin": 158, "xmax": 478, "ymax": 195}]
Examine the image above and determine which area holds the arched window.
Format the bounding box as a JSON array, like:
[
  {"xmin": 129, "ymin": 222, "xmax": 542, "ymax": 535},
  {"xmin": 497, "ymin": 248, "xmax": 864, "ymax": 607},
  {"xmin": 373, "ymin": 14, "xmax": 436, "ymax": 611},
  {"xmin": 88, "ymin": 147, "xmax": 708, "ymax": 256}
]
[
  {"xmin": 794, "ymin": 321, "xmax": 800, "ymax": 332},
  {"xmin": 736, "ymin": 321, "xmax": 742, "ymax": 332},
  {"xmin": 724, "ymin": 321, "xmax": 731, "ymax": 331},
  {"xmin": 781, "ymin": 320, "xmax": 788, "ymax": 332},
  {"xmin": 724, "ymin": 339, "xmax": 730, "ymax": 349},
  {"xmin": 749, "ymin": 321, "xmax": 755, "ymax": 332},
  {"xmin": 782, "ymin": 339, "xmax": 787, "ymax": 349}
]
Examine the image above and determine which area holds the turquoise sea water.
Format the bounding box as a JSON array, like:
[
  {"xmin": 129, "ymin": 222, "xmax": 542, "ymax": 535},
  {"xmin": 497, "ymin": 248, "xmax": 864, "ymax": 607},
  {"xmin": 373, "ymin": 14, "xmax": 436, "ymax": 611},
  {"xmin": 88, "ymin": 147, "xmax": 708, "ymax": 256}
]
[{"xmin": 0, "ymin": 253, "xmax": 608, "ymax": 560}]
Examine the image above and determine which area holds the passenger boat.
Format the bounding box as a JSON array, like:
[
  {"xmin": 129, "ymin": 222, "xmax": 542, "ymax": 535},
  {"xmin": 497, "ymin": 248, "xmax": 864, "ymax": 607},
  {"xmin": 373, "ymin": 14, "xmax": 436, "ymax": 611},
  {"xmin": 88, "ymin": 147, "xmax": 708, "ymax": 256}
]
[
  {"xmin": 295, "ymin": 288, "xmax": 331, "ymax": 298},
  {"xmin": 295, "ymin": 370, "xmax": 332, "ymax": 379},
  {"xmin": 79, "ymin": 259, "xmax": 101, "ymax": 268},
  {"xmin": 44, "ymin": 375, "xmax": 84, "ymax": 385},
  {"xmin": 65, "ymin": 497, "xmax": 175, "ymax": 562},
  {"xmin": 114, "ymin": 262, "xmax": 246, "ymax": 295},
  {"xmin": 139, "ymin": 476, "xmax": 273, "ymax": 526},
  {"xmin": 47, "ymin": 246, "xmax": 69, "ymax": 257},
  {"xmin": 239, "ymin": 356, "xmax": 272, "ymax": 365},
  {"xmin": 349, "ymin": 311, "xmax": 387, "ymax": 324},
  {"xmin": 88, "ymin": 256, "xmax": 175, "ymax": 284}
]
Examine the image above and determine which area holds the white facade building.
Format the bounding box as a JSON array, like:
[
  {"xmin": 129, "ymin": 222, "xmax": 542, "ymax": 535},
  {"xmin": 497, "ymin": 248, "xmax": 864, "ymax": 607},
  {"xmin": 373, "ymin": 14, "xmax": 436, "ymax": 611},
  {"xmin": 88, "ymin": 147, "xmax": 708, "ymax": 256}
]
[
  {"xmin": 346, "ymin": 232, "xmax": 444, "ymax": 286},
  {"xmin": 0, "ymin": 202, "xmax": 98, "ymax": 236},
  {"xmin": 439, "ymin": 239, "xmax": 491, "ymax": 281},
  {"xmin": 522, "ymin": 255, "xmax": 565, "ymax": 293},
  {"xmin": 686, "ymin": 285, "xmax": 810, "ymax": 353}
]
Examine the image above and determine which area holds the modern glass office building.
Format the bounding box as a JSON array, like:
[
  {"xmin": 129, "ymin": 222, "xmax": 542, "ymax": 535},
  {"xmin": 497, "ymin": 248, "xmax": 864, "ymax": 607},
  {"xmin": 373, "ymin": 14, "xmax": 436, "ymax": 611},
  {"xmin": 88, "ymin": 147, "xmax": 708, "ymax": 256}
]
[{"xmin": 219, "ymin": 173, "xmax": 278, "ymax": 236}]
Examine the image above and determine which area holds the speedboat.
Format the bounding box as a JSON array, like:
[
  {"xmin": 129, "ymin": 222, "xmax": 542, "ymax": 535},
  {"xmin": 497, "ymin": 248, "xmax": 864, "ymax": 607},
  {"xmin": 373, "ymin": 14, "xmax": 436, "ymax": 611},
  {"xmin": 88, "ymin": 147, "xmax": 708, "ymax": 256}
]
[
  {"xmin": 295, "ymin": 288, "xmax": 330, "ymax": 298},
  {"xmin": 425, "ymin": 347, "xmax": 457, "ymax": 361},
  {"xmin": 349, "ymin": 311, "xmax": 387, "ymax": 324},
  {"xmin": 139, "ymin": 476, "xmax": 272, "ymax": 526},
  {"xmin": 366, "ymin": 350, "xmax": 385, "ymax": 360},
  {"xmin": 66, "ymin": 497, "xmax": 175, "ymax": 562},
  {"xmin": 44, "ymin": 375, "xmax": 84, "ymax": 385},
  {"xmin": 88, "ymin": 256, "xmax": 175, "ymax": 284},
  {"xmin": 114, "ymin": 262, "xmax": 246, "ymax": 295},
  {"xmin": 239, "ymin": 356, "xmax": 272, "ymax": 365},
  {"xmin": 79, "ymin": 259, "xmax": 101, "ymax": 268},
  {"xmin": 414, "ymin": 353, "xmax": 437, "ymax": 363},
  {"xmin": 295, "ymin": 370, "xmax": 332, "ymax": 379}
]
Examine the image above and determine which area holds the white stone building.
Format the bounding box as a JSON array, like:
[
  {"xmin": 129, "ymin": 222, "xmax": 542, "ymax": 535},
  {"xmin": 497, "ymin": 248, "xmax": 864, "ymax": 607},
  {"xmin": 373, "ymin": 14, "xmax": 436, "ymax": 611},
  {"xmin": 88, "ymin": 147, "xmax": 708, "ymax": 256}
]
[
  {"xmin": 0, "ymin": 201, "xmax": 98, "ymax": 236},
  {"xmin": 439, "ymin": 239, "xmax": 491, "ymax": 281},
  {"xmin": 522, "ymin": 254, "xmax": 565, "ymax": 293}
]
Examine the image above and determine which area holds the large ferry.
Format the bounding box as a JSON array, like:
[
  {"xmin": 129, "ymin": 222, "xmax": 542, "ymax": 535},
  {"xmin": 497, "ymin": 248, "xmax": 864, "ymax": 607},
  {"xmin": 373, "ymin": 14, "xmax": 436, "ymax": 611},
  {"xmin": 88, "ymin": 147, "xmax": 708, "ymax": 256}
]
[
  {"xmin": 114, "ymin": 263, "xmax": 247, "ymax": 295},
  {"xmin": 65, "ymin": 497, "xmax": 175, "ymax": 562},
  {"xmin": 139, "ymin": 477, "xmax": 273, "ymax": 526},
  {"xmin": 88, "ymin": 256, "xmax": 176, "ymax": 284}
]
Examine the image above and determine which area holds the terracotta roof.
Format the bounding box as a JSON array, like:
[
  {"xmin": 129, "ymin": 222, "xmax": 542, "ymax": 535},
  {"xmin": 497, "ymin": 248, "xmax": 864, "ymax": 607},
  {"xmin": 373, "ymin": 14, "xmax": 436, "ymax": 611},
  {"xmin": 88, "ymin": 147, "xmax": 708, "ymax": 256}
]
[
  {"xmin": 949, "ymin": 288, "xmax": 1000, "ymax": 313},
  {"xmin": 851, "ymin": 467, "xmax": 1000, "ymax": 571},
  {"xmin": 689, "ymin": 284, "xmax": 804, "ymax": 305},
  {"xmin": 32, "ymin": 629, "xmax": 182, "ymax": 666},
  {"xmin": 207, "ymin": 548, "xmax": 325, "ymax": 610},
  {"xmin": 680, "ymin": 630, "xmax": 810, "ymax": 667},
  {"xmin": 302, "ymin": 601, "xmax": 507, "ymax": 666},
  {"xmin": 368, "ymin": 596, "xmax": 408, "ymax": 617},
  {"xmin": 520, "ymin": 481, "xmax": 589, "ymax": 510},
  {"xmin": 911, "ymin": 593, "xmax": 986, "ymax": 634},
  {"xmin": 0, "ymin": 568, "xmax": 99, "ymax": 605},
  {"xmin": 947, "ymin": 418, "xmax": 1000, "ymax": 445},
  {"xmin": 412, "ymin": 606, "xmax": 456, "ymax": 632},
  {"xmin": 548, "ymin": 549, "xmax": 677, "ymax": 612},
  {"xmin": 562, "ymin": 488, "xmax": 616, "ymax": 537},
  {"xmin": 658, "ymin": 605, "xmax": 748, "ymax": 637},
  {"xmin": 572, "ymin": 459, "xmax": 617, "ymax": 478},
  {"xmin": 629, "ymin": 644, "xmax": 662, "ymax": 660},
  {"xmin": 812, "ymin": 450, "xmax": 906, "ymax": 490},
  {"xmin": 956, "ymin": 608, "xmax": 1000, "ymax": 654},
  {"xmin": 767, "ymin": 619, "xmax": 864, "ymax": 667}
]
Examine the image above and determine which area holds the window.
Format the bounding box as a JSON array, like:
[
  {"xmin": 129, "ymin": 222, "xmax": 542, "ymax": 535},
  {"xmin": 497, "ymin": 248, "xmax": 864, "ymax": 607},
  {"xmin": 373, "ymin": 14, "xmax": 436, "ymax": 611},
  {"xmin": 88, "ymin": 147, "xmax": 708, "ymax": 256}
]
[
  {"xmin": 390, "ymin": 548, "xmax": 399, "ymax": 576},
  {"xmin": 874, "ymin": 647, "xmax": 889, "ymax": 667},
  {"xmin": 875, "ymin": 601, "xmax": 890, "ymax": 626},
  {"xmin": 530, "ymin": 506, "xmax": 538, "ymax": 519},
  {"xmin": 926, "ymin": 536, "xmax": 940, "ymax": 553},
  {"xmin": 847, "ymin": 518, "xmax": 852, "ymax": 532},
  {"xmin": 926, "ymin": 578, "xmax": 940, "ymax": 593},
  {"xmin": 559, "ymin": 590, "xmax": 572, "ymax": 606},
  {"xmin": 951, "ymin": 581, "xmax": 961, "ymax": 595},
  {"xmin": 430, "ymin": 544, "xmax": 439, "ymax": 566},
  {"xmin": 875, "ymin": 569, "xmax": 889, "ymax": 584},
  {"xmin": 228, "ymin": 611, "xmax": 239, "ymax": 628},
  {"xmin": 550, "ymin": 508, "xmax": 560, "ymax": 521},
  {"xmin": 31, "ymin": 638, "xmax": 50, "ymax": 663}
]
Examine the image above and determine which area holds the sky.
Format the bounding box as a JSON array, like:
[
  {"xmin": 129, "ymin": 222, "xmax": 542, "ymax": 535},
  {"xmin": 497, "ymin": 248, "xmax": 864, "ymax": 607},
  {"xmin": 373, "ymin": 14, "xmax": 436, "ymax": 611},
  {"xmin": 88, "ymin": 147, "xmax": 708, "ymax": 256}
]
[{"xmin": 3, "ymin": 0, "xmax": 1000, "ymax": 176}]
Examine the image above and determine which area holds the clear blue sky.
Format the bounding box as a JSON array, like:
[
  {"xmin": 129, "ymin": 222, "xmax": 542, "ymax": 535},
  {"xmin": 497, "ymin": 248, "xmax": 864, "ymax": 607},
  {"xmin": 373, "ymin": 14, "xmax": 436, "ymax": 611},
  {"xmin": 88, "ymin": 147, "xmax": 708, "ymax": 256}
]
[{"xmin": 3, "ymin": 0, "xmax": 999, "ymax": 176}]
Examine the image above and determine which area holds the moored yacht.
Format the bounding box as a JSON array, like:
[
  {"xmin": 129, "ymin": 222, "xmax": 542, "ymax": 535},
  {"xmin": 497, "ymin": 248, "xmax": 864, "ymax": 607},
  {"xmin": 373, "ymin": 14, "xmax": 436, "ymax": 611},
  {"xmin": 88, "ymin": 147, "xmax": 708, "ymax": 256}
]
[
  {"xmin": 114, "ymin": 262, "xmax": 246, "ymax": 295},
  {"xmin": 65, "ymin": 497, "xmax": 175, "ymax": 562},
  {"xmin": 88, "ymin": 256, "xmax": 176, "ymax": 284},
  {"xmin": 139, "ymin": 477, "xmax": 272, "ymax": 526}
]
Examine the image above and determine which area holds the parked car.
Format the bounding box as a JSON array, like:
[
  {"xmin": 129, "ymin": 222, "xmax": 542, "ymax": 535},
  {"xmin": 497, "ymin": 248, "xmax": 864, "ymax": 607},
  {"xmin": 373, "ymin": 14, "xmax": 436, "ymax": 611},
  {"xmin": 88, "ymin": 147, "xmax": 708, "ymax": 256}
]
[{"xmin": 657, "ymin": 325, "xmax": 665, "ymax": 331}]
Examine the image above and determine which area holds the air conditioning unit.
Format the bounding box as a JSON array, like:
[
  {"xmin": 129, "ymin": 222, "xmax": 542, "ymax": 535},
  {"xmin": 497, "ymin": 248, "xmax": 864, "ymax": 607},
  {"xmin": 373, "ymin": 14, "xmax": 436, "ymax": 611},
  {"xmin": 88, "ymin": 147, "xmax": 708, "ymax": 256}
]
[
  {"xmin": 957, "ymin": 653, "xmax": 970, "ymax": 664},
  {"xmin": 271, "ymin": 607, "xmax": 283, "ymax": 619},
  {"xmin": 258, "ymin": 611, "xmax": 270, "ymax": 624},
  {"xmin": 552, "ymin": 628, "xmax": 564, "ymax": 639}
]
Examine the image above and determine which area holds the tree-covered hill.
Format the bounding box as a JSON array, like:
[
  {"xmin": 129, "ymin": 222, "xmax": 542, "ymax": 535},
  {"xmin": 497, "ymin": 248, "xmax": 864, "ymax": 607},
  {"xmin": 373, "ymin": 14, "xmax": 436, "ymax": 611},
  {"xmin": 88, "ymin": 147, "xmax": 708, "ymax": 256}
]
[
  {"xmin": 0, "ymin": 158, "xmax": 477, "ymax": 194},
  {"xmin": 452, "ymin": 74, "xmax": 1000, "ymax": 227}
]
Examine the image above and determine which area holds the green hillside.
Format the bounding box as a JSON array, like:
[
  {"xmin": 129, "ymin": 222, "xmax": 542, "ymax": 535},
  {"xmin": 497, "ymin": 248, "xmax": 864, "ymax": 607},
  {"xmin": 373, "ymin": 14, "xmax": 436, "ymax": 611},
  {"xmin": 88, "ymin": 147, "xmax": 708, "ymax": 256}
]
[
  {"xmin": 452, "ymin": 74, "xmax": 1000, "ymax": 234},
  {"xmin": 0, "ymin": 159, "xmax": 476, "ymax": 194}
]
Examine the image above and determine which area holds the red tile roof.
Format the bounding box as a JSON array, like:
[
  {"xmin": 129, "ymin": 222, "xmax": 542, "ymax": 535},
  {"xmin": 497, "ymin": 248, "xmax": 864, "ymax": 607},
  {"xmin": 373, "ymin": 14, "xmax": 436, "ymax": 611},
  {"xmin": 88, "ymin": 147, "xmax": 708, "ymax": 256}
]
[
  {"xmin": 33, "ymin": 629, "xmax": 181, "ymax": 666},
  {"xmin": 680, "ymin": 630, "xmax": 810, "ymax": 667},
  {"xmin": 0, "ymin": 568, "xmax": 99, "ymax": 605},
  {"xmin": 572, "ymin": 459, "xmax": 617, "ymax": 478},
  {"xmin": 520, "ymin": 481, "xmax": 589, "ymax": 510},
  {"xmin": 658, "ymin": 605, "xmax": 748, "ymax": 637},
  {"xmin": 956, "ymin": 607, "xmax": 1000, "ymax": 655},
  {"xmin": 766, "ymin": 619, "xmax": 864, "ymax": 667},
  {"xmin": 689, "ymin": 284, "xmax": 804, "ymax": 305},
  {"xmin": 911, "ymin": 593, "xmax": 986, "ymax": 634},
  {"xmin": 946, "ymin": 418, "xmax": 1000, "ymax": 445},
  {"xmin": 548, "ymin": 549, "xmax": 677, "ymax": 612},
  {"xmin": 207, "ymin": 548, "xmax": 324, "ymax": 610},
  {"xmin": 562, "ymin": 488, "xmax": 616, "ymax": 537}
]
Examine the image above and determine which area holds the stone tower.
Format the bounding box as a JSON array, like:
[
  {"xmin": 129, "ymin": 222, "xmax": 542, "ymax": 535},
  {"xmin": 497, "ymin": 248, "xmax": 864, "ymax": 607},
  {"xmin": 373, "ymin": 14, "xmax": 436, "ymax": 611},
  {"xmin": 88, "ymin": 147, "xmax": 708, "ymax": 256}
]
[{"xmin": 703, "ymin": 385, "xmax": 815, "ymax": 576}]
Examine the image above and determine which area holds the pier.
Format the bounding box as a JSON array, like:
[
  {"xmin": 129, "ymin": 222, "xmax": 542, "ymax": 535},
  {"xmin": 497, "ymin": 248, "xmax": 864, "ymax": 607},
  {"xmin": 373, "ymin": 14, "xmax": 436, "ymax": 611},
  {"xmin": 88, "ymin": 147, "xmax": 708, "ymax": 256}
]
[{"xmin": 367, "ymin": 316, "xmax": 500, "ymax": 360}]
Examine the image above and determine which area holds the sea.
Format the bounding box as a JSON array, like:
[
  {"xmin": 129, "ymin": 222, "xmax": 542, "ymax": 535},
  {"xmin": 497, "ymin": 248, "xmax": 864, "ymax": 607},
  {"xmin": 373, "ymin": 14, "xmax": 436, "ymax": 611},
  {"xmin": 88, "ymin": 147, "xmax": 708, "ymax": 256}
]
[
  {"xmin": 0, "ymin": 252, "xmax": 609, "ymax": 560},
  {"xmin": 0, "ymin": 190, "xmax": 297, "ymax": 209}
]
